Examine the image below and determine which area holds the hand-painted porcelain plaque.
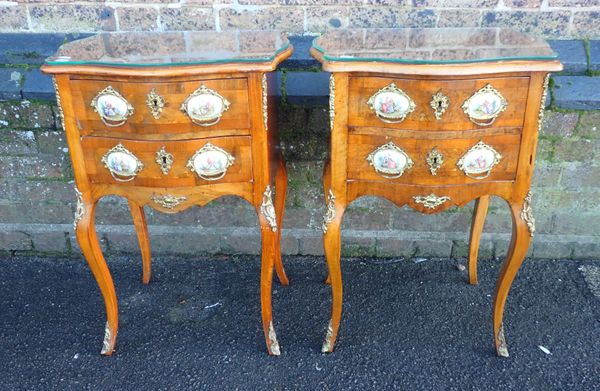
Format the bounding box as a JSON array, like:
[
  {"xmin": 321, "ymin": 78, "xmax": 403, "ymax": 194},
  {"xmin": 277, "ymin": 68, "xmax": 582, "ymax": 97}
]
[
  {"xmin": 91, "ymin": 86, "xmax": 134, "ymax": 127},
  {"xmin": 187, "ymin": 143, "xmax": 235, "ymax": 180},
  {"xmin": 457, "ymin": 141, "xmax": 502, "ymax": 179},
  {"xmin": 101, "ymin": 144, "xmax": 144, "ymax": 182},
  {"xmin": 462, "ymin": 84, "xmax": 507, "ymax": 126},
  {"xmin": 366, "ymin": 142, "xmax": 413, "ymax": 178},
  {"xmin": 181, "ymin": 85, "xmax": 231, "ymax": 126},
  {"xmin": 367, "ymin": 83, "xmax": 415, "ymax": 123}
]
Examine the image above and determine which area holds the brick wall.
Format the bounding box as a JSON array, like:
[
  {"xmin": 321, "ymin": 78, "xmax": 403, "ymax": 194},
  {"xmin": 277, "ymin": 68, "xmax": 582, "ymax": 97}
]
[
  {"xmin": 0, "ymin": 23, "xmax": 599, "ymax": 260},
  {"xmin": 1, "ymin": 1, "xmax": 600, "ymax": 39}
]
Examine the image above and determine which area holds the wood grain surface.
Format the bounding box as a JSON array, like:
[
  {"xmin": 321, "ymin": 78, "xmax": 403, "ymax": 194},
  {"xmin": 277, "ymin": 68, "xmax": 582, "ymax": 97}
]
[
  {"xmin": 314, "ymin": 46, "xmax": 561, "ymax": 359},
  {"xmin": 348, "ymin": 75, "xmax": 529, "ymax": 131},
  {"xmin": 44, "ymin": 42, "xmax": 293, "ymax": 357}
]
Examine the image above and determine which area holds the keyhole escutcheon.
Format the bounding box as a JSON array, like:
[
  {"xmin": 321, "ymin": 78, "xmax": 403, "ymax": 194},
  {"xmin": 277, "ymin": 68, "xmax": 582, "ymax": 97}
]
[
  {"xmin": 147, "ymin": 89, "xmax": 165, "ymax": 120},
  {"xmin": 155, "ymin": 146, "xmax": 173, "ymax": 175},
  {"xmin": 430, "ymin": 91, "xmax": 449, "ymax": 121},
  {"xmin": 426, "ymin": 147, "xmax": 444, "ymax": 176}
]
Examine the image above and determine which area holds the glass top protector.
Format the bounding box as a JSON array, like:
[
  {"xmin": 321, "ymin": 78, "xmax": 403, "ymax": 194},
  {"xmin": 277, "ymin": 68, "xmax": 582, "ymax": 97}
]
[
  {"xmin": 312, "ymin": 28, "xmax": 557, "ymax": 64},
  {"xmin": 45, "ymin": 31, "xmax": 289, "ymax": 67}
]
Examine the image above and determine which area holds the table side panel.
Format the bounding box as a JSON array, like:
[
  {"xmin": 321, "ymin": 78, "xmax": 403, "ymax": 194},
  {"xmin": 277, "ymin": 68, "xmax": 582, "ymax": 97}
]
[{"xmin": 513, "ymin": 71, "xmax": 549, "ymax": 199}]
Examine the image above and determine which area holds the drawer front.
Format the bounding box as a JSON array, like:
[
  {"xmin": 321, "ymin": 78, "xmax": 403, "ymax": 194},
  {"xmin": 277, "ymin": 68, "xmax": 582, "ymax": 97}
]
[
  {"xmin": 348, "ymin": 76, "xmax": 529, "ymax": 131},
  {"xmin": 70, "ymin": 77, "xmax": 250, "ymax": 137},
  {"xmin": 81, "ymin": 136, "xmax": 253, "ymax": 187},
  {"xmin": 347, "ymin": 133, "xmax": 520, "ymax": 185}
]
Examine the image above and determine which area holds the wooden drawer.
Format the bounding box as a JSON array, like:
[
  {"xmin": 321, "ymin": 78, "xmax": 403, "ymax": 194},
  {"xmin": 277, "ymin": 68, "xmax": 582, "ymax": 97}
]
[
  {"xmin": 347, "ymin": 132, "xmax": 520, "ymax": 185},
  {"xmin": 70, "ymin": 77, "xmax": 250, "ymax": 137},
  {"xmin": 347, "ymin": 76, "xmax": 529, "ymax": 131},
  {"xmin": 81, "ymin": 136, "xmax": 253, "ymax": 187}
]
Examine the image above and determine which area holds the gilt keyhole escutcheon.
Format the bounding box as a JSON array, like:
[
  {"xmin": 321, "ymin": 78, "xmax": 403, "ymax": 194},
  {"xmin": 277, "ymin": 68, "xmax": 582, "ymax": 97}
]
[
  {"xmin": 426, "ymin": 147, "xmax": 444, "ymax": 176},
  {"xmin": 430, "ymin": 91, "xmax": 449, "ymax": 120},
  {"xmin": 146, "ymin": 88, "xmax": 165, "ymax": 120},
  {"xmin": 155, "ymin": 146, "xmax": 174, "ymax": 175}
]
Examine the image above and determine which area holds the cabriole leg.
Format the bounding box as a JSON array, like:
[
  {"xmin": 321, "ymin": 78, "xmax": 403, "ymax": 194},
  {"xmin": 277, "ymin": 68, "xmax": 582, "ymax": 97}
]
[
  {"xmin": 259, "ymin": 224, "xmax": 280, "ymax": 355},
  {"xmin": 75, "ymin": 197, "xmax": 119, "ymax": 356},
  {"xmin": 322, "ymin": 161, "xmax": 332, "ymax": 286},
  {"xmin": 128, "ymin": 200, "xmax": 152, "ymax": 284},
  {"xmin": 492, "ymin": 197, "xmax": 533, "ymax": 357},
  {"xmin": 468, "ymin": 195, "xmax": 490, "ymax": 285},
  {"xmin": 321, "ymin": 198, "xmax": 345, "ymax": 353},
  {"xmin": 257, "ymin": 188, "xmax": 281, "ymax": 356},
  {"xmin": 273, "ymin": 155, "xmax": 289, "ymax": 286}
]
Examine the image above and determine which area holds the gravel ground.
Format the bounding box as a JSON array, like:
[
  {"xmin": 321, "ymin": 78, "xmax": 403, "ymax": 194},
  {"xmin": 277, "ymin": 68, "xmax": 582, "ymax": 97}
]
[{"xmin": 0, "ymin": 254, "xmax": 598, "ymax": 390}]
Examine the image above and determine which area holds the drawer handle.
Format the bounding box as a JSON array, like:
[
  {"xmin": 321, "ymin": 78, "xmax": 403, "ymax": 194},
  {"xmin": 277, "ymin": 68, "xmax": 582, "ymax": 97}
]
[
  {"xmin": 462, "ymin": 84, "xmax": 507, "ymax": 127},
  {"xmin": 366, "ymin": 142, "xmax": 414, "ymax": 179},
  {"xmin": 187, "ymin": 143, "xmax": 235, "ymax": 181},
  {"xmin": 367, "ymin": 83, "xmax": 415, "ymax": 124},
  {"xmin": 101, "ymin": 143, "xmax": 144, "ymax": 182},
  {"xmin": 413, "ymin": 194, "xmax": 451, "ymax": 209},
  {"xmin": 181, "ymin": 84, "xmax": 231, "ymax": 127},
  {"xmin": 457, "ymin": 141, "xmax": 503, "ymax": 180},
  {"xmin": 91, "ymin": 86, "xmax": 134, "ymax": 127}
]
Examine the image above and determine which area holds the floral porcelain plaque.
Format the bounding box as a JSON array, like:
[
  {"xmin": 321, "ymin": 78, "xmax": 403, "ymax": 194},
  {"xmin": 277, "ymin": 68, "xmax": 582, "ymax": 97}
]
[
  {"xmin": 366, "ymin": 142, "xmax": 414, "ymax": 178},
  {"xmin": 457, "ymin": 141, "xmax": 502, "ymax": 179},
  {"xmin": 181, "ymin": 85, "xmax": 231, "ymax": 126},
  {"xmin": 367, "ymin": 83, "xmax": 416, "ymax": 123},
  {"xmin": 462, "ymin": 84, "xmax": 507, "ymax": 126},
  {"xmin": 187, "ymin": 143, "xmax": 235, "ymax": 180},
  {"xmin": 91, "ymin": 86, "xmax": 134, "ymax": 127},
  {"xmin": 101, "ymin": 144, "xmax": 144, "ymax": 182}
]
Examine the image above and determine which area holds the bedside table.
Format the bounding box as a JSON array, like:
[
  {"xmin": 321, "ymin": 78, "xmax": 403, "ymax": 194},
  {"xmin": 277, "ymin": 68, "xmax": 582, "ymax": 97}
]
[
  {"xmin": 41, "ymin": 31, "xmax": 292, "ymax": 356},
  {"xmin": 311, "ymin": 28, "xmax": 562, "ymax": 356}
]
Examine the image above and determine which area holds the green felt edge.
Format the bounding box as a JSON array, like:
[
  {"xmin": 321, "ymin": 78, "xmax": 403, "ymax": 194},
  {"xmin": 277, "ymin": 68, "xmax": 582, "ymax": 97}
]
[
  {"xmin": 311, "ymin": 41, "xmax": 558, "ymax": 65},
  {"xmin": 45, "ymin": 42, "xmax": 290, "ymax": 67}
]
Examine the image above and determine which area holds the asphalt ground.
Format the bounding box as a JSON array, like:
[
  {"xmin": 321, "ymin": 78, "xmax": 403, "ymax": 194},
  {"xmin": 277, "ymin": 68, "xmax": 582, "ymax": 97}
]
[{"xmin": 0, "ymin": 254, "xmax": 598, "ymax": 390}]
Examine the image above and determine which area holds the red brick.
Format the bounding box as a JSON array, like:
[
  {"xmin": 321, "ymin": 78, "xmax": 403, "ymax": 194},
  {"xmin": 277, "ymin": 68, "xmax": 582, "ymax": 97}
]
[
  {"xmin": 219, "ymin": 7, "xmax": 304, "ymax": 33},
  {"xmin": 29, "ymin": 5, "xmax": 116, "ymax": 32},
  {"xmin": 504, "ymin": 0, "xmax": 542, "ymax": 8},
  {"xmin": 117, "ymin": 7, "xmax": 159, "ymax": 32},
  {"xmin": 306, "ymin": 6, "xmax": 349, "ymax": 32},
  {"xmin": 159, "ymin": 7, "xmax": 214, "ymax": 31},
  {"xmin": 0, "ymin": 6, "xmax": 28, "ymax": 31}
]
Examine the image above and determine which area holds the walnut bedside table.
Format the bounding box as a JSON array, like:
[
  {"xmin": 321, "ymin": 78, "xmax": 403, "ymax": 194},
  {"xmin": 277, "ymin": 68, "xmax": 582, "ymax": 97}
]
[
  {"xmin": 311, "ymin": 28, "xmax": 562, "ymax": 356},
  {"xmin": 41, "ymin": 31, "xmax": 292, "ymax": 356}
]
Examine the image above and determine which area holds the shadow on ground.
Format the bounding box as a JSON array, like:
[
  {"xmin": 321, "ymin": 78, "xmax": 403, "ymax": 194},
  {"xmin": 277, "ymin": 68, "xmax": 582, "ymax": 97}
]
[{"xmin": 0, "ymin": 255, "xmax": 598, "ymax": 390}]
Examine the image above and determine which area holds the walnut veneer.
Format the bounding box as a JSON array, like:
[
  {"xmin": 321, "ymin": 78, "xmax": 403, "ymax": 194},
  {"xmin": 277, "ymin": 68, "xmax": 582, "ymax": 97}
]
[
  {"xmin": 42, "ymin": 31, "xmax": 292, "ymax": 356},
  {"xmin": 312, "ymin": 28, "xmax": 563, "ymax": 357}
]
